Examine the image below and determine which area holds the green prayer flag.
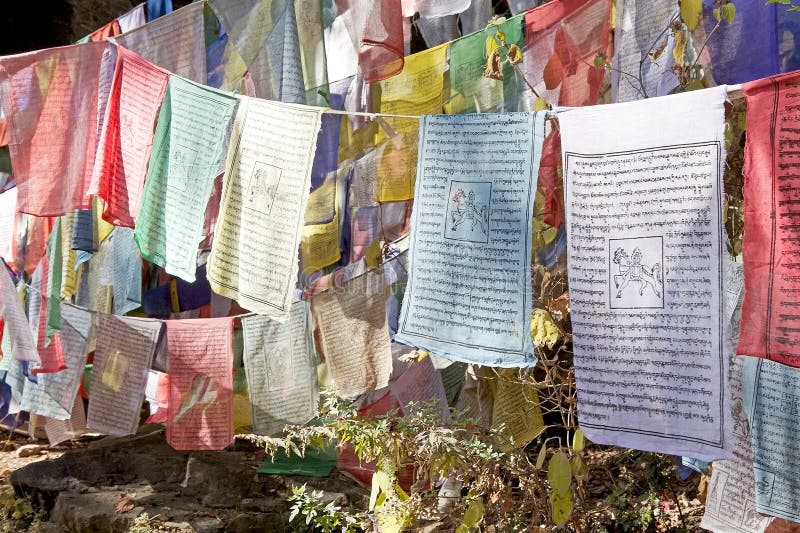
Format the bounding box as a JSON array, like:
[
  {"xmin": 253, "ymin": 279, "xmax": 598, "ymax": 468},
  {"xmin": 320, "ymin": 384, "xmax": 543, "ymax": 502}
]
[
  {"xmin": 258, "ymin": 445, "xmax": 337, "ymax": 477},
  {"xmin": 134, "ymin": 76, "xmax": 238, "ymax": 282},
  {"xmin": 45, "ymin": 218, "xmax": 63, "ymax": 343},
  {"xmin": 448, "ymin": 14, "xmax": 524, "ymax": 114}
]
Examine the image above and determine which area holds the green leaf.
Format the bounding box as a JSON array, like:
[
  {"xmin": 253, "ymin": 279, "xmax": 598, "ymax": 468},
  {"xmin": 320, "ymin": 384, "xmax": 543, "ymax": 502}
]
[
  {"xmin": 721, "ymin": 3, "xmax": 736, "ymax": 24},
  {"xmin": 370, "ymin": 470, "xmax": 394, "ymax": 511},
  {"xmin": 535, "ymin": 443, "xmax": 548, "ymax": 469},
  {"xmin": 533, "ymin": 97, "xmax": 549, "ymax": 112},
  {"xmin": 394, "ymin": 483, "xmax": 409, "ymax": 502},
  {"xmin": 375, "ymin": 492, "xmax": 387, "ymax": 509},
  {"xmin": 672, "ymin": 28, "xmax": 688, "ymax": 66},
  {"xmin": 679, "ymin": 0, "xmax": 702, "ymax": 30},
  {"xmin": 571, "ymin": 454, "xmax": 588, "ymax": 477},
  {"xmin": 712, "ymin": 7, "xmax": 721, "ymax": 21},
  {"xmin": 685, "ymin": 78, "xmax": 705, "ymax": 91},
  {"xmin": 765, "ymin": 0, "xmax": 791, "ymax": 5},
  {"xmin": 462, "ymin": 499, "xmax": 485, "ymax": 528},
  {"xmin": 572, "ymin": 429, "xmax": 585, "ymax": 453},
  {"xmin": 548, "ymin": 451, "xmax": 572, "ymax": 495},
  {"xmin": 551, "ymin": 490, "xmax": 574, "ymax": 527},
  {"xmin": 369, "ymin": 473, "xmax": 381, "ymax": 511}
]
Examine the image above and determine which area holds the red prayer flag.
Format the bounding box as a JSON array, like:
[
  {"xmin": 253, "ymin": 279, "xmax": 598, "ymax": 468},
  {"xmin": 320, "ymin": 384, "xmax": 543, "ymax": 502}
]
[
  {"xmin": 739, "ymin": 72, "xmax": 800, "ymax": 366},
  {"xmin": 523, "ymin": 0, "xmax": 612, "ymax": 107},
  {"xmin": 30, "ymin": 257, "xmax": 65, "ymax": 375},
  {"xmin": 92, "ymin": 47, "xmax": 169, "ymax": 227},
  {"xmin": 89, "ymin": 19, "xmax": 122, "ymax": 42}
]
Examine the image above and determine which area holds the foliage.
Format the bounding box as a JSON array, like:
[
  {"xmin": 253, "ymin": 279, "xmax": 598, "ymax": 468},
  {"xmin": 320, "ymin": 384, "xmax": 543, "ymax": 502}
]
[
  {"xmin": 287, "ymin": 485, "xmax": 364, "ymax": 533},
  {"xmin": 589, "ymin": 0, "xmax": 737, "ymax": 99},
  {"xmin": 128, "ymin": 513, "xmax": 161, "ymax": 533},
  {"xmin": 0, "ymin": 483, "xmax": 34, "ymax": 522},
  {"xmin": 724, "ymin": 99, "xmax": 747, "ymax": 256},
  {"xmin": 766, "ymin": 0, "xmax": 800, "ymax": 12},
  {"xmin": 585, "ymin": 451, "xmax": 690, "ymax": 532},
  {"xmin": 483, "ymin": 16, "xmax": 546, "ymax": 109},
  {"xmin": 242, "ymin": 385, "xmax": 704, "ymax": 531},
  {"xmin": 245, "ymin": 382, "xmax": 590, "ymax": 531},
  {"xmin": 0, "ymin": 481, "xmax": 43, "ymax": 533},
  {"xmin": 67, "ymin": 0, "xmax": 137, "ymax": 41}
]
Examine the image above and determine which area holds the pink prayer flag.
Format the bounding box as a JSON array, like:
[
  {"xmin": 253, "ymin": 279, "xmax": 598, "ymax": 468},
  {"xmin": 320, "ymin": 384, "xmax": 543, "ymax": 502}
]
[
  {"xmin": 390, "ymin": 356, "xmax": 450, "ymax": 424},
  {"xmin": 335, "ymin": 0, "xmax": 405, "ymax": 83},
  {"xmin": 523, "ymin": 0, "xmax": 612, "ymax": 107},
  {"xmin": 93, "ymin": 47, "xmax": 169, "ymax": 227},
  {"xmin": 166, "ymin": 317, "xmax": 234, "ymax": 450},
  {"xmin": 739, "ymin": 72, "xmax": 800, "ymax": 366},
  {"xmin": 0, "ymin": 42, "xmax": 111, "ymax": 216}
]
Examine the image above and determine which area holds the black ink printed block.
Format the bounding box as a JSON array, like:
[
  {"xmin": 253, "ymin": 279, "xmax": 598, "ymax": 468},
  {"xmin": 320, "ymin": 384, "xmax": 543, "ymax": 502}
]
[
  {"xmin": 246, "ymin": 161, "xmax": 283, "ymax": 216},
  {"xmin": 444, "ymin": 180, "xmax": 491, "ymax": 244},
  {"xmin": 609, "ymin": 236, "xmax": 664, "ymax": 310}
]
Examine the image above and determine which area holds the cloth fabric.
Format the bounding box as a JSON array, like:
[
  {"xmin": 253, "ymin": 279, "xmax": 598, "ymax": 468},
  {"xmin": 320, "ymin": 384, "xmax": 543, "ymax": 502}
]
[
  {"xmin": 0, "ymin": 42, "xmax": 112, "ymax": 216},
  {"xmin": 523, "ymin": 0, "xmax": 612, "ymax": 107},
  {"xmin": 559, "ymin": 86, "xmax": 732, "ymax": 460},
  {"xmin": 738, "ymin": 71, "xmax": 800, "ymax": 366},
  {"xmin": 92, "ymin": 47, "xmax": 170, "ymax": 227},
  {"xmin": 334, "ymin": 0, "xmax": 405, "ymax": 82}
]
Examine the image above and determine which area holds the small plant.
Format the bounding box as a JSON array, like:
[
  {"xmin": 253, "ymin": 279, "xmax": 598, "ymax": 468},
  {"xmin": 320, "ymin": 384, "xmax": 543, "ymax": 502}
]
[
  {"xmin": 0, "ymin": 481, "xmax": 45, "ymax": 533},
  {"xmin": 128, "ymin": 512, "xmax": 157, "ymax": 533},
  {"xmin": 287, "ymin": 484, "xmax": 364, "ymax": 533},
  {"xmin": 586, "ymin": 451, "xmax": 687, "ymax": 532}
]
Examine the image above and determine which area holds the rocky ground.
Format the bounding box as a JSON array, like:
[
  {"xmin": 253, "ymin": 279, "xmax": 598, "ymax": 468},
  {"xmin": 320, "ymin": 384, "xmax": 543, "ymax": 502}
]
[{"xmin": 0, "ymin": 425, "xmax": 368, "ymax": 532}]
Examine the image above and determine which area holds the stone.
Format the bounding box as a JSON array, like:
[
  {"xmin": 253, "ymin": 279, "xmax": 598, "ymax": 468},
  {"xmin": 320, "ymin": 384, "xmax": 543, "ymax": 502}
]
[
  {"xmin": 238, "ymin": 498, "xmax": 285, "ymax": 513},
  {"xmin": 202, "ymin": 493, "xmax": 240, "ymax": 509},
  {"xmin": 225, "ymin": 513, "xmax": 261, "ymax": 533},
  {"xmin": 163, "ymin": 521, "xmax": 194, "ymax": 532},
  {"xmin": 191, "ymin": 516, "xmax": 223, "ymax": 533},
  {"xmin": 16, "ymin": 444, "xmax": 47, "ymax": 458},
  {"xmin": 51, "ymin": 491, "xmax": 140, "ymax": 532},
  {"xmin": 225, "ymin": 513, "xmax": 286, "ymax": 533}
]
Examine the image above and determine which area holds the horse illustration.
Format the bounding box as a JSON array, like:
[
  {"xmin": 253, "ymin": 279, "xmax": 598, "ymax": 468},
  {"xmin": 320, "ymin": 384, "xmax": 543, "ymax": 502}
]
[
  {"xmin": 450, "ymin": 189, "xmax": 488, "ymax": 235},
  {"xmin": 613, "ymin": 247, "xmax": 661, "ymax": 298},
  {"xmin": 247, "ymin": 164, "xmax": 281, "ymax": 214}
]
